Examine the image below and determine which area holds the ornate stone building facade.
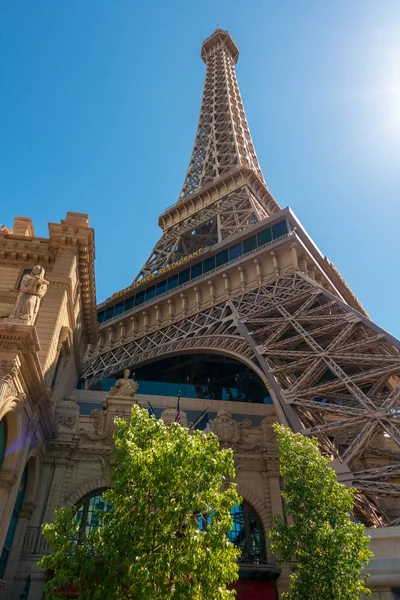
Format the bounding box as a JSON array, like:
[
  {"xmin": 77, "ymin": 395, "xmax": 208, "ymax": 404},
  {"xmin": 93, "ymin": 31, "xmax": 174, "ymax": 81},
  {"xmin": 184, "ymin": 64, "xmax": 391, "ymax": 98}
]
[{"xmin": 1, "ymin": 29, "xmax": 400, "ymax": 600}]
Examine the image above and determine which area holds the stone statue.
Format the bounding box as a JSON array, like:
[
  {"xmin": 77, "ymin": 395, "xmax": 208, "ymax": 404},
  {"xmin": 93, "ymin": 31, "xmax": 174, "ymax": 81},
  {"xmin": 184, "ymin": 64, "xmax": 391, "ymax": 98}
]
[
  {"xmin": 0, "ymin": 224, "xmax": 12, "ymax": 235},
  {"xmin": 9, "ymin": 265, "xmax": 48, "ymax": 325},
  {"xmin": 109, "ymin": 369, "xmax": 139, "ymax": 398}
]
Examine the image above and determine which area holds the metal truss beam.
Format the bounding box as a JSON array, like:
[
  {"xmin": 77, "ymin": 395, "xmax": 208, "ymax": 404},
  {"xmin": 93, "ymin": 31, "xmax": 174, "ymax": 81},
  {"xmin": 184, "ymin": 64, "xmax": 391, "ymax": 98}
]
[
  {"xmin": 135, "ymin": 187, "xmax": 268, "ymax": 280},
  {"xmin": 84, "ymin": 271, "xmax": 400, "ymax": 522}
]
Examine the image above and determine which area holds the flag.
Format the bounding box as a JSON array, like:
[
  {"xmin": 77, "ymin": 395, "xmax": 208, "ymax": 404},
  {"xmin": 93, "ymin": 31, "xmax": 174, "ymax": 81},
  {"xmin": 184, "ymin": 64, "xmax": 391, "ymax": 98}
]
[
  {"xmin": 175, "ymin": 393, "xmax": 181, "ymax": 424},
  {"xmin": 147, "ymin": 401, "xmax": 157, "ymax": 418},
  {"xmin": 190, "ymin": 407, "xmax": 210, "ymax": 432},
  {"xmin": 194, "ymin": 411, "xmax": 210, "ymax": 433}
]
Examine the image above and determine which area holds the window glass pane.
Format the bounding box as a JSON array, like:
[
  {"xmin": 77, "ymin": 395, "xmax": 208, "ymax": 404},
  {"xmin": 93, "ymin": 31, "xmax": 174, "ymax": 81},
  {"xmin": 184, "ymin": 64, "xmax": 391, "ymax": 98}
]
[
  {"xmin": 97, "ymin": 311, "xmax": 105, "ymax": 324},
  {"xmin": 0, "ymin": 467, "xmax": 27, "ymax": 578},
  {"xmin": 178, "ymin": 269, "xmax": 190, "ymax": 285},
  {"xmin": 243, "ymin": 235, "xmax": 257, "ymax": 254},
  {"xmin": 156, "ymin": 280, "xmax": 167, "ymax": 296},
  {"xmin": 4, "ymin": 514, "xmax": 18, "ymax": 549},
  {"xmin": 227, "ymin": 502, "xmax": 265, "ymax": 565},
  {"xmin": 15, "ymin": 469, "xmax": 27, "ymax": 513},
  {"xmin": 271, "ymin": 220, "xmax": 288, "ymax": 239},
  {"xmin": 228, "ymin": 504, "xmax": 245, "ymax": 551},
  {"xmin": 191, "ymin": 262, "xmax": 203, "ymax": 279},
  {"xmin": 134, "ymin": 291, "xmax": 145, "ymax": 306},
  {"xmin": 104, "ymin": 306, "xmax": 114, "ymax": 321},
  {"xmin": 167, "ymin": 274, "xmax": 179, "ymax": 290},
  {"xmin": 216, "ymin": 249, "xmax": 229, "ymax": 267},
  {"xmin": 229, "ymin": 243, "xmax": 243, "ymax": 261},
  {"xmin": 203, "ymin": 256, "xmax": 215, "ymax": 273},
  {"xmin": 124, "ymin": 296, "xmax": 134, "ymax": 311},
  {"xmin": 76, "ymin": 491, "xmax": 113, "ymax": 539},
  {"xmin": 257, "ymin": 227, "xmax": 272, "ymax": 247},
  {"xmin": 145, "ymin": 285, "xmax": 156, "ymax": 301},
  {"xmin": 0, "ymin": 549, "xmax": 9, "ymax": 579},
  {"xmin": 113, "ymin": 301, "xmax": 124, "ymax": 317}
]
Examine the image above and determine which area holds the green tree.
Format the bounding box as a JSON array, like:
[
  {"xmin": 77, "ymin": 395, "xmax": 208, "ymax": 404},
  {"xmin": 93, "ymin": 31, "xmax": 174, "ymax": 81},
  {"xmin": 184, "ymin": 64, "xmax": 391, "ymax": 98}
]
[
  {"xmin": 269, "ymin": 424, "xmax": 373, "ymax": 600},
  {"xmin": 39, "ymin": 406, "xmax": 240, "ymax": 599}
]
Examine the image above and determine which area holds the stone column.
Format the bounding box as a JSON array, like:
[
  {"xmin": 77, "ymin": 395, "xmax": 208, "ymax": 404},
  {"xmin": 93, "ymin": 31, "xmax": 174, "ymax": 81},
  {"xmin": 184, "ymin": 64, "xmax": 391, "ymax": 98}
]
[{"xmin": 42, "ymin": 459, "xmax": 68, "ymax": 525}]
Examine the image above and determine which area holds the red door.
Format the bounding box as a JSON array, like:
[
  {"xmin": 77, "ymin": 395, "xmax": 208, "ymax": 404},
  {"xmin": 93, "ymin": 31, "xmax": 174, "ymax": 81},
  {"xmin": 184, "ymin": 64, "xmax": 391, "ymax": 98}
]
[{"xmin": 232, "ymin": 580, "xmax": 277, "ymax": 599}]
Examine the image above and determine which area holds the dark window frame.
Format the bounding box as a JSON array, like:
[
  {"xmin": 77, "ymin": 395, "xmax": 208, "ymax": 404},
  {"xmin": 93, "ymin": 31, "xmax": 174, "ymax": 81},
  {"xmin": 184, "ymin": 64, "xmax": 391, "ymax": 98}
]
[
  {"xmin": 75, "ymin": 489, "xmax": 112, "ymax": 539},
  {"xmin": 98, "ymin": 220, "xmax": 289, "ymax": 323}
]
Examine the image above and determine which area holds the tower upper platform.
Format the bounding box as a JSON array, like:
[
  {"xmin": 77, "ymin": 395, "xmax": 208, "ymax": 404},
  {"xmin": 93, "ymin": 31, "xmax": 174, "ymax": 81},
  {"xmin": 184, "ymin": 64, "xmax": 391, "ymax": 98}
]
[{"xmin": 201, "ymin": 28, "xmax": 239, "ymax": 64}]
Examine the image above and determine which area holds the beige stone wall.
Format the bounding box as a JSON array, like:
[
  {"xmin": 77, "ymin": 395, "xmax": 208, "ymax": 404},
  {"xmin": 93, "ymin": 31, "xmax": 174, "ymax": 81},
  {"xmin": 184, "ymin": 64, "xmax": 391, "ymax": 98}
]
[
  {"xmin": 4, "ymin": 389, "xmax": 284, "ymax": 600},
  {"xmin": 0, "ymin": 266, "xmax": 20, "ymax": 292},
  {"xmin": 0, "ymin": 213, "xmax": 96, "ymax": 600}
]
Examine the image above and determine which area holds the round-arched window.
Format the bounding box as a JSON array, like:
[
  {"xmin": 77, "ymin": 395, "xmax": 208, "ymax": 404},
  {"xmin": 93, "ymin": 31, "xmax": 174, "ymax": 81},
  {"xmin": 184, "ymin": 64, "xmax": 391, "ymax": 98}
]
[
  {"xmin": 75, "ymin": 490, "xmax": 113, "ymax": 538},
  {"xmin": 228, "ymin": 502, "xmax": 266, "ymax": 564},
  {"xmin": 0, "ymin": 418, "xmax": 7, "ymax": 468},
  {"xmin": 74, "ymin": 494, "xmax": 266, "ymax": 566}
]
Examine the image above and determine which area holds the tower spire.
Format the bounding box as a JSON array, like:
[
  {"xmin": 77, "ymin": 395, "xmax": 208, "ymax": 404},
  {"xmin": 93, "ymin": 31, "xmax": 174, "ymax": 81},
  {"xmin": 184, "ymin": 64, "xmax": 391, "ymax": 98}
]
[{"xmin": 179, "ymin": 29, "xmax": 266, "ymax": 202}]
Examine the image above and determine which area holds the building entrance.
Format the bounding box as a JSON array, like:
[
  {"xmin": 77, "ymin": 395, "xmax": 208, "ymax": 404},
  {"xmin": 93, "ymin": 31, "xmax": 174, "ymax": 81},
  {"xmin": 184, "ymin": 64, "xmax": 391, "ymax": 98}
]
[{"xmin": 232, "ymin": 580, "xmax": 278, "ymax": 599}]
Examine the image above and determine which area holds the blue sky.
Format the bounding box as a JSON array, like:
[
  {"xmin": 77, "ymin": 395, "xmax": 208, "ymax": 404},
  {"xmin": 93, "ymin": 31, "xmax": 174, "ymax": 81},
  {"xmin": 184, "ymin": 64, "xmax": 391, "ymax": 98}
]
[{"xmin": 1, "ymin": 1, "xmax": 400, "ymax": 337}]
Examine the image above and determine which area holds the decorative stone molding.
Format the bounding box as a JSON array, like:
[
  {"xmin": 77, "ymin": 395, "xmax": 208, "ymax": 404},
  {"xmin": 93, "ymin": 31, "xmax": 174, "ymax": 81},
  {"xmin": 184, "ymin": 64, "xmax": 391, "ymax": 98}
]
[
  {"xmin": 211, "ymin": 411, "xmax": 240, "ymax": 444},
  {"xmin": 20, "ymin": 501, "xmax": 36, "ymax": 520},
  {"xmin": 64, "ymin": 476, "xmax": 110, "ymax": 507},
  {"xmin": 55, "ymin": 397, "xmax": 80, "ymax": 440},
  {"xmin": 211, "ymin": 411, "xmax": 261, "ymax": 452},
  {"xmin": 0, "ymin": 364, "xmax": 21, "ymax": 412},
  {"xmin": 80, "ymin": 408, "xmax": 109, "ymax": 444},
  {"xmin": 0, "ymin": 469, "xmax": 19, "ymax": 491},
  {"xmin": 236, "ymin": 481, "xmax": 271, "ymax": 539},
  {"xmin": 260, "ymin": 416, "xmax": 278, "ymax": 452},
  {"xmin": 160, "ymin": 404, "xmax": 188, "ymax": 427}
]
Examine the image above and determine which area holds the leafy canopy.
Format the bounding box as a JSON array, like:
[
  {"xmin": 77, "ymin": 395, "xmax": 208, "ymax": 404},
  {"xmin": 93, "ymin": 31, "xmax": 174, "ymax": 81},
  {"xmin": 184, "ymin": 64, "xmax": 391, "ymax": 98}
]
[
  {"xmin": 39, "ymin": 405, "xmax": 240, "ymax": 599},
  {"xmin": 269, "ymin": 424, "xmax": 373, "ymax": 600}
]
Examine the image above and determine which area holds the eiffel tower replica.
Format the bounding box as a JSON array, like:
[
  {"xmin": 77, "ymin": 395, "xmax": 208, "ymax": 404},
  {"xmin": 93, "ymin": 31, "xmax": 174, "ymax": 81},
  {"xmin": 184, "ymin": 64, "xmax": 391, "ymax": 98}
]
[{"xmin": 83, "ymin": 28, "xmax": 400, "ymax": 527}]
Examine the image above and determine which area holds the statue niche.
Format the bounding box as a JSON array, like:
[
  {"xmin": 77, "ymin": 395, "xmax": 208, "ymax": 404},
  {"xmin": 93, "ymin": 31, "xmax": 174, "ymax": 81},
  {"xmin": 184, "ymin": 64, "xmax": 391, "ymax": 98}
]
[
  {"xmin": 9, "ymin": 265, "xmax": 48, "ymax": 325},
  {"xmin": 109, "ymin": 369, "xmax": 139, "ymax": 398}
]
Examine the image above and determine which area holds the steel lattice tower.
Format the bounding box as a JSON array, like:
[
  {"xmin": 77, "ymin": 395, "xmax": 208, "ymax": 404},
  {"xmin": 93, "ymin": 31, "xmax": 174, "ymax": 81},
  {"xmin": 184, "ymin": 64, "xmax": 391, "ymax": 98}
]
[{"xmin": 85, "ymin": 29, "xmax": 400, "ymax": 527}]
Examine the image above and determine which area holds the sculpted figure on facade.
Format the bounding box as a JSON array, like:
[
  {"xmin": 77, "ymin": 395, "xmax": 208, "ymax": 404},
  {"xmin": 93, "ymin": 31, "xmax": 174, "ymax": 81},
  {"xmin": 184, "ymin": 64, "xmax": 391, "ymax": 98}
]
[
  {"xmin": 0, "ymin": 224, "xmax": 13, "ymax": 235},
  {"xmin": 9, "ymin": 265, "xmax": 49, "ymax": 325},
  {"xmin": 80, "ymin": 408, "xmax": 110, "ymax": 443},
  {"xmin": 109, "ymin": 369, "xmax": 138, "ymax": 398},
  {"xmin": 211, "ymin": 411, "xmax": 261, "ymax": 452},
  {"xmin": 211, "ymin": 410, "xmax": 241, "ymax": 445}
]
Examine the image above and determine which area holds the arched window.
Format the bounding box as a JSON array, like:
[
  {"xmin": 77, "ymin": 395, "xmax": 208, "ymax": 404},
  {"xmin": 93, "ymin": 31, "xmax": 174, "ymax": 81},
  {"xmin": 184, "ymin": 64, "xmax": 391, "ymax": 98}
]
[
  {"xmin": 228, "ymin": 502, "xmax": 266, "ymax": 564},
  {"xmin": 75, "ymin": 490, "xmax": 113, "ymax": 538},
  {"xmin": 0, "ymin": 466, "xmax": 27, "ymax": 578},
  {"xmin": 0, "ymin": 418, "xmax": 7, "ymax": 468},
  {"xmin": 73, "ymin": 494, "xmax": 266, "ymax": 566}
]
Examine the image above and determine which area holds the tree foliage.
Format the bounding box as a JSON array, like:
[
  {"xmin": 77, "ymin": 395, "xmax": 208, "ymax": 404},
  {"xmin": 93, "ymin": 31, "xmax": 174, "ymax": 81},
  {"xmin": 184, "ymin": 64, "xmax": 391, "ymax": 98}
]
[
  {"xmin": 39, "ymin": 406, "xmax": 240, "ymax": 599},
  {"xmin": 269, "ymin": 424, "xmax": 373, "ymax": 600}
]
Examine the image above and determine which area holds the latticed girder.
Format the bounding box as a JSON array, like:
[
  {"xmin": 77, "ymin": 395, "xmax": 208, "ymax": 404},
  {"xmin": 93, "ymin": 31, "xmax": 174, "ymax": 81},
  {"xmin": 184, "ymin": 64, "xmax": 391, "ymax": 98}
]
[
  {"xmin": 135, "ymin": 186, "xmax": 268, "ymax": 280},
  {"xmin": 84, "ymin": 271, "xmax": 400, "ymax": 522},
  {"xmin": 179, "ymin": 29, "xmax": 265, "ymax": 202},
  {"xmin": 133, "ymin": 28, "xmax": 275, "ymax": 283}
]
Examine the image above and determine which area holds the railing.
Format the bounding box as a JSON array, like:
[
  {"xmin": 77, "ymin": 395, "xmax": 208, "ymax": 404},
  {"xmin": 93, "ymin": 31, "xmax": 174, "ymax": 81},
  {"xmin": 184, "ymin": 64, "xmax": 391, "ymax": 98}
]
[
  {"xmin": 98, "ymin": 231, "xmax": 293, "ymax": 330},
  {"xmin": 23, "ymin": 527, "xmax": 50, "ymax": 556},
  {"xmin": 79, "ymin": 376, "xmax": 273, "ymax": 405}
]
